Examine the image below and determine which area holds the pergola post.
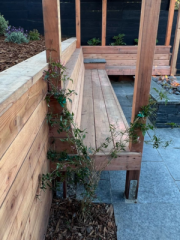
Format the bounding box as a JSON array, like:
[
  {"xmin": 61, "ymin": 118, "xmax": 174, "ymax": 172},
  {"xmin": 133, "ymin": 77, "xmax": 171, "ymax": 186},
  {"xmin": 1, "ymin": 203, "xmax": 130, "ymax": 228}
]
[
  {"xmin": 76, "ymin": 0, "xmax": 81, "ymax": 48},
  {"xmin": 165, "ymin": 0, "xmax": 176, "ymax": 46},
  {"xmin": 102, "ymin": 0, "xmax": 107, "ymax": 46},
  {"xmin": 125, "ymin": 0, "xmax": 161, "ymax": 199},
  {"xmin": 42, "ymin": 0, "xmax": 61, "ymax": 62},
  {"xmin": 171, "ymin": 6, "xmax": 180, "ymax": 76}
]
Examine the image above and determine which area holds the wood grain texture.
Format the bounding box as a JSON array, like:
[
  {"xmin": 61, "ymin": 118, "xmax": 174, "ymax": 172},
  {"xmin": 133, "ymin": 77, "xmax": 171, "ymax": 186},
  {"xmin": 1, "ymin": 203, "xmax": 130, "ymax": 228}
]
[
  {"xmin": 105, "ymin": 59, "xmax": 169, "ymax": 66},
  {"xmin": 21, "ymin": 161, "xmax": 52, "ymax": 240},
  {"xmin": 82, "ymin": 46, "xmax": 171, "ymax": 54},
  {"xmin": 130, "ymin": 0, "xmax": 161, "ymax": 152},
  {"xmin": 0, "ymin": 78, "xmax": 47, "ymax": 160},
  {"xmin": 102, "ymin": 0, "xmax": 107, "ymax": 46},
  {"xmin": 98, "ymin": 69, "xmax": 129, "ymax": 150},
  {"xmin": 42, "ymin": 0, "xmax": 61, "ymax": 62},
  {"xmin": 0, "ymin": 100, "xmax": 47, "ymax": 207},
  {"xmin": 83, "ymin": 53, "xmax": 170, "ymax": 60},
  {"xmin": 80, "ymin": 70, "xmax": 96, "ymax": 149},
  {"xmin": 76, "ymin": 0, "xmax": 81, "ymax": 48},
  {"xmin": 84, "ymin": 63, "xmax": 106, "ymax": 69},
  {"xmin": 165, "ymin": 0, "xmax": 176, "ymax": 46},
  {"xmin": 171, "ymin": 6, "xmax": 180, "ymax": 75},
  {"xmin": 94, "ymin": 152, "xmax": 141, "ymax": 171},
  {"xmin": 106, "ymin": 66, "xmax": 170, "ymax": 76},
  {"xmin": 92, "ymin": 69, "xmax": 114, "ymax": 152},
  {"xmin": 3, "ymin": 122, "xmax": 48, "ymax": 240}
]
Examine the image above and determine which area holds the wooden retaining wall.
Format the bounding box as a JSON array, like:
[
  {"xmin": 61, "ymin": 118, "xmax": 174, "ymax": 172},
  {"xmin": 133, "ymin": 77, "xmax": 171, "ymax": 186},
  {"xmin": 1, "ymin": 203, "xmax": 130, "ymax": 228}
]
[{"xmin": 0, "ymin": 38, "xmax": 77, "ymax": 240}]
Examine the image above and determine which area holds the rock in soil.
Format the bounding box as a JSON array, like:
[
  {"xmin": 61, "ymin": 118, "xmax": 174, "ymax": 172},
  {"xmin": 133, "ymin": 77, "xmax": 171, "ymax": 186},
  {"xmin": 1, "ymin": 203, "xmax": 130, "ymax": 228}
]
[{"xmin": 45, "ymin": 198, "xmax": 117, "ymax": 240}]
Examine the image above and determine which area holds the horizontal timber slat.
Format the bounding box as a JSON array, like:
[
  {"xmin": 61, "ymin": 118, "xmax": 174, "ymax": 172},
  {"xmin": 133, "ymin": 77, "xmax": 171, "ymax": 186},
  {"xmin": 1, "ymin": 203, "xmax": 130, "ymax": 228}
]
[
  {"xmin": 50, "ymin": 152, "xmax": 142, "ymax": 172},
  {"xmin": 106, "ymin": 66, "xmax": 171, "ymax": 76},
  {"xmin": 2, "ymin": 121, "xmax": 48, "ymax": 240},
  {"xmin": 0, "ymin": 78, "xmax": 47, "ymax": 160},
  {"xmin": 83, "ymin": 53, "xmax": 170, "ymax": 60},
  {"xmin": 105, "ymin": 59, "xmax": 169, "ymax": 66},
  {"xmin": 0, "ymin": 100, "xmax": 47, "ymax": 207},
  {"xmin": 82, "ymin": 46, "xmax": 171, "ymax": 54}
]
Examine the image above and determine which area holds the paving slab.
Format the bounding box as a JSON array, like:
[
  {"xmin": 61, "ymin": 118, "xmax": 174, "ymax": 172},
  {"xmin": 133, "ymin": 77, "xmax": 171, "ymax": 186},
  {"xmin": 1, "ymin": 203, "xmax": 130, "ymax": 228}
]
[
  {"xmin": 142, "ymin": 144, "xmax": 163, "ymax": 162},
  {"xmin": 138, "ymin": 162, "xmax": 180, "ymax": 203},
  {"xmin": 109, "ymin": 171, "xmax": 126, "ymax": 203},
  {"xmin": 158, "ymin": 148, "xmax": 180, "ymax": 180},
  {"xmin": 114, "ymin": 203, "xmax": 180, "ymax": 240}
]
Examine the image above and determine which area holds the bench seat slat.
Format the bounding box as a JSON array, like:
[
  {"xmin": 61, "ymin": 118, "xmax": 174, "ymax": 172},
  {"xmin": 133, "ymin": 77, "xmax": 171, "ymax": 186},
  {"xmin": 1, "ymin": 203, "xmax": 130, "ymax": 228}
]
[
  {"xmin": 81, "ymin": 69, "xmax": 130, "ymax": 154},
  {"xmin": 92, "ymin": 69, "xmax": 114, "ymax": 152},
  {"xmin": 98, "ymin": 69, "xmax": 129, "ymax": 151},
  {"xmin": 81, "ymin": 70, "xmax": 96, "ymax": 149}
]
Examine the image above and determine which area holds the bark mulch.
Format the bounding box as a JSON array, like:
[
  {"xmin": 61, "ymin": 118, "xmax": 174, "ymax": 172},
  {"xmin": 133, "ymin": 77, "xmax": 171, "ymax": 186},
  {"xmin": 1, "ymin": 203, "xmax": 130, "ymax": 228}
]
[
  {"xmin": 0, "ymin": 36, "xmax": 45, "ymax": 72},
  {"xmin": 45, "ymin": 198, "xmax": 117, "ymax": 240}
]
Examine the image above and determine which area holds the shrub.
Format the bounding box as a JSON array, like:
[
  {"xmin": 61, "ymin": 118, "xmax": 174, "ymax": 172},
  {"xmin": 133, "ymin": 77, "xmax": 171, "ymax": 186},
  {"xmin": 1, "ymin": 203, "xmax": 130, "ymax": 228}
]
[
  {"xmin": 0, "ymin": 14, "xmax": 8, "ymax": 35},
  {"xmin": 5, "ymin": 26, "xmax": 29, "ymax": 44},
  {"xmin": 87, "ymin": 38, "xmax": 101, "ymax": 46},
  {"xmin": 110, "ymin": 34, "xmax": 126, "ymax": 46},
  {"xmin": 29, "ymin": 29, "xmax": 40, "ymax": 41}
]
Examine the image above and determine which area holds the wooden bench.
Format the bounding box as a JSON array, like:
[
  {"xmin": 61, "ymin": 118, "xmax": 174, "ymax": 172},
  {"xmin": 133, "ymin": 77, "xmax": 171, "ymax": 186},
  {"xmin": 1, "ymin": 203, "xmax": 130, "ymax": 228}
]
[
  {"xmin": 80, "ymin": 69, "xmax": 141, "ymax": 170},
  {"xmin": 49, "ymin": 46, "xmax": 141, "ymax": 198}
]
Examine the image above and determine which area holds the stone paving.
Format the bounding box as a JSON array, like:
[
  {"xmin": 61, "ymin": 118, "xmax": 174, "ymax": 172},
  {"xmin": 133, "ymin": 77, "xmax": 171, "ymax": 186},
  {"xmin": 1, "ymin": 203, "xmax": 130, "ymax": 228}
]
[{"xmin": 95, "ymin": 79, "xmax": 180, "ymax": 240}]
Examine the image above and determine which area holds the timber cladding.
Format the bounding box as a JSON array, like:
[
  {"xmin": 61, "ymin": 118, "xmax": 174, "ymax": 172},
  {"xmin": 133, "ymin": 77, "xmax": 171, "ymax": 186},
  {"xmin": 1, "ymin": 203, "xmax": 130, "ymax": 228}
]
[{"xmin": 0, "ymin": 75, "xmax": 51, "ymax": 239}]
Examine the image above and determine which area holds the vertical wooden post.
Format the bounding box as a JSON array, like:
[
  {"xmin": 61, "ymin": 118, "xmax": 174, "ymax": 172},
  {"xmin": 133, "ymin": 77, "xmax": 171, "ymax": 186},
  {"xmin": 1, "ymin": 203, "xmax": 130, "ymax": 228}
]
[
  {"xmin": 165, "ymin": 0, "xmax": 176, "ymax": 46},
  {"xmin": 171, "ymin": 6, "xmax": 180, "ymax": 76},
  {"xmin": 125, "ymin": 0, "xmax": 161, "ymax": 199},
  {"xmin": 102, "ymin": 0, "xmax": 107, "ymax": 46},
  {"xmin": 42, "ymin": 0, "xmax": 61, "ymax": 62},
  {"xmin": 76, "ymin": 0, "xmax": 81, "ymax": 48}
]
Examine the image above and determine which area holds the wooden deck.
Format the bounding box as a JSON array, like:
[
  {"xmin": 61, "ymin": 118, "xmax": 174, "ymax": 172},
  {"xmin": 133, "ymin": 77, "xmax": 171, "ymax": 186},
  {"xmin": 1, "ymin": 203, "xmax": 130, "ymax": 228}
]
[{"xmin": 80, "ymin": 69, "xmax": 141, "ymax": 171}]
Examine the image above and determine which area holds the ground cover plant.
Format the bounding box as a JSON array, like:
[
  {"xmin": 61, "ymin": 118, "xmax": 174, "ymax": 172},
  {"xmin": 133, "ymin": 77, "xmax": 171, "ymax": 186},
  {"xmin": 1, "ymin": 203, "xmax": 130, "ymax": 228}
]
[
  {"xmin": 29, "ymin": 29, "xmax": 40, "ymax": 41},
  {"xmin": 87, "ymin": 38, "xmax": 101, "ymax": 45},
  {"xmin": 110, "ymin": 34, "xmax": 126, "ymax": 46}
]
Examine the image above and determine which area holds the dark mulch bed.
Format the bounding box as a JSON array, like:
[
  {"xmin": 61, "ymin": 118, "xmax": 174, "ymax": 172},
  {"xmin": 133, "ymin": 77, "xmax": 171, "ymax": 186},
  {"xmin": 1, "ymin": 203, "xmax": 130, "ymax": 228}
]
[
  {"xmin": 0, "ymin": 36, "xmax": 45, "ymax": 72},
  {"xmin": 45, "ymin": 198, "xmax": 117, "ymax": 240}
]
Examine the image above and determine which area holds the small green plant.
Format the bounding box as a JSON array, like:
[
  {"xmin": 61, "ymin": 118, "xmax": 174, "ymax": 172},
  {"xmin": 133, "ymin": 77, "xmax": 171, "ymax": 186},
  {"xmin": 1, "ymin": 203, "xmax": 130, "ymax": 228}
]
[
  {"xmin": 29, "ymin": 29, "xmax": 40, "ymax": 41},
  {"xmin": 87, "ymin": 38, "xmax": 101, "ymax": 46},
  {"xmin": 134, "ymin": 38, "xmax": 158, "ymax": 45},
  {"xmin": 110, "ymin": 34, "xmax": 126, "ymax": 46},
  {"xmin": 5, "ymin": 31, "xmax": 29, "ymax": 44},
  {"xmin": 175, "ymin": 0, "xmax": 180, "ymax": 10},
  {"xmin": 0, "ymin": 14, "xmax": 8, "ymax": 35}
]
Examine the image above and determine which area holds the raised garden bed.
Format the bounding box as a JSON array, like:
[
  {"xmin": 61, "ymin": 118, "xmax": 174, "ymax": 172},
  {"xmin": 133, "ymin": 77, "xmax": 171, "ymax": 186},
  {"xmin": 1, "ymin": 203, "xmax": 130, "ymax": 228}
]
[
  {"xmin": 0, "ymin": 36, "xmax": 45, "ymax": 72},
  {"xmin": 150, "ymin": 77, "xmax": 180, "ymax": 128}
]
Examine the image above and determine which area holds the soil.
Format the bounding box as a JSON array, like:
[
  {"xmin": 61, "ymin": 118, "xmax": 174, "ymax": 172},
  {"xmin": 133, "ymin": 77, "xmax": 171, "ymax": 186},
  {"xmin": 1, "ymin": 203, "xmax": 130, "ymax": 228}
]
[
  {"xmin": 45, "ymin": 198, "xmax": 117, "ymax": 240},
  {"xmin": 0, "ymin": 36, "xmax": 45, "ymax": 72}
]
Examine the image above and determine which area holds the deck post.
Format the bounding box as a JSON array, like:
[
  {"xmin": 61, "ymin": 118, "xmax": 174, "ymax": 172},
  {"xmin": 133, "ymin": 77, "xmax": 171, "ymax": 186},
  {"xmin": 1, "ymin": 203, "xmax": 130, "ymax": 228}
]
[
  {"xmin": 125, "ymin": 0, "xmax": 161, "ymax": 199},
  {"xmin": 165, "ymin": 0, "xmax": 176, "ymax": 46},
  {"xmin": 76, "ymin": 0, "xmax": 81, "ymax": 48},
  {"xmin": 42, "ymin": 0, "xmax": 61, "ymax": 62},
  {"xmin": 102, "ymin": 0, "xmax": 107, "ymax": 46},
  {"xmin": 171, "ymin": 6, "xmax": 180, "ymax": 76}
]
